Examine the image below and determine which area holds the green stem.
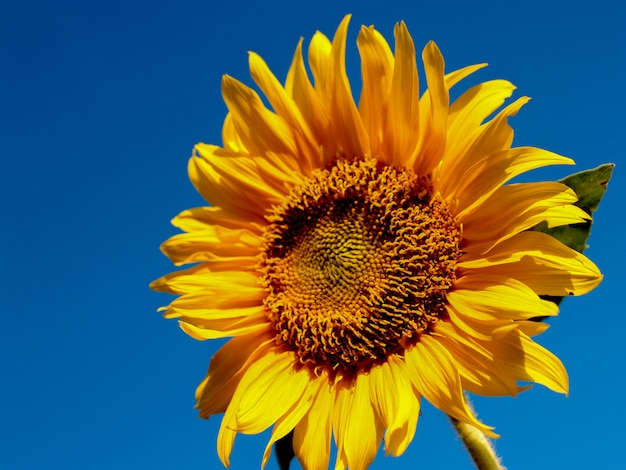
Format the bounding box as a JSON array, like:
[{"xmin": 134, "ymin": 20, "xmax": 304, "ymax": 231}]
[{"xmin": 449, "ymin": 415, "xmax": 505, "ymax": 470}]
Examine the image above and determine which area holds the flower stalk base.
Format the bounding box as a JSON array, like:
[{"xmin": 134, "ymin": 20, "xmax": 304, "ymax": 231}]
[{"xmin": 450, "ymin": 414, "xmax": 505, "ymax": 470}]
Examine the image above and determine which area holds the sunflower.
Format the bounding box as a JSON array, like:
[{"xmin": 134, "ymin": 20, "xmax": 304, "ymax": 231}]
[{"xmin": 152, "ymin": 15, "xmax": 602, "ymax": 470}]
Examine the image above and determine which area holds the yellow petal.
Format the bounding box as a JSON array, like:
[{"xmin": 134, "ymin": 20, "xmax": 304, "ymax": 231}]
[
  {"xmin": 435, "ymin": 321, "xmax": 530, "ymax": 397},
  {"xmin": 150, "ymin": 264, "xmax": 261, "ymax": 296},
  {"xmin": 324, "ymin": 15, "xmax": 370, "ymax": 158},
  {"xmin": 170, "ymin": 206, "xmax": 257, "ymax": 233},
  {"xmin": 444, "ymin": 63, "xmax": 488, "ymax": 89},
  {"xmin": 465, "ymin": 203, "xmax": 589, "ymax": 258},
  {"xmin": 486, "ymin": 329, "xmax": 569, "ymax": 394},
  {"xmin": 459, "ymin": 231, "xmax": 603, "ymax": 296},
  {"xmin": 161, "ymin": 271, "xmax": 263, "ymax": 312},
  {"xmin": 196, "ymin": 331, "xmax": 274, "ymax": 417},
  {"xmin": 535, "ymin": 205, "xmax": 591, "ymax": 228},
  {"xmin": 448, "ymin": 274, "xmax": 559, "ymax": 321},
  {"xmin": 306, "ymin": 28, "xmax": 340, "ymax": 159},
  {"xmin": 217, "ymin": 425, "xmax": 237, "ymax": 468},
  {"xmin": 222, "ymin": 112, "xmax": 247, "ymax": 153},
  {"xmin": 333, "ymin": 374, "xmax": 384, "ymax": 470},
  {"xmin": 414, "ymin": 41, "xmax": 448, "ymax": 175},
  {"xmin": 178, "ymin": 308, "xmax": 268, "ymax": 340},
  {"xmin": 195, "ymin": 143, "xmax": 296, "ymax": 205},
  {"xmin": 437, "ymin": 96, "xmax": 529, "ymax": 199},
  {"xmin": 308, "ymin": 29, "xmax": 332, "ymax": 93},
  {"xmin": 248, "ymin": 51, "xmax": 319, "ymax": 174},
  {"xmin": 369, "ymin": 356, "xmax": 420, "ymax": 456},
  {"xmin": 261, "ymin": 377, "xmax": 323, "ymax": 468},
  {"xmin": 222, "ymin": 348, "xmax": 309, "ymax": 434},
  {"xmin": 187, "ymin": 152, "xmax": 266, "ymax": 223},
  {"xmin": 169, "ymin": 300, "xmax": 263, "ymax": 320},
  {"xmin": 166, "ymin": 302, "xmax": 263, "ymax": 326},
  {"xmin": 463, "ymin": 95, "xmax": 528, "ymax": 159},
  {"xmin": 159, "ymin": 224, "xmax": 261, "ymax": 266},
  {"xmin": 383, "ymin": 22, "xmax": 420, "ymax": 168},
  {"xmin": 443, "ymin": 80, "xmax": 516, "ymax": 173},
  {"xmin": 293, "ymin": 380, "xmax": 334, "ymax": 470},
  {"xmin": 357, "ymin": 24, "xmax": 393, "ymax": 158},
  {"xmin": 215, "ymin": 337, "xmax": 278, "ymax": 467},
  {"xmin": 221, "ymin": 74, "xmax": 298, "ymax": 159},
  {"xmin": 461, "ymin": 181, "xmax": 589, "ymax": 251},
  {"xmin": 446, "ymin": 304, "xmax": 521, "ymax": 341},
  {"xmin": 285, "ymin": 38, "xmax": 331, "ymax": 164},
  {"xmin": 405, "ymin": 335, "xmax": 497, "ymax": 437},
  {"xmin": 453, "ymin": 146, "xmax": 574, "ymax": 218},
  {"xmin": 515, "ymin": 320, "xmax": 551, "ymax": 337}
]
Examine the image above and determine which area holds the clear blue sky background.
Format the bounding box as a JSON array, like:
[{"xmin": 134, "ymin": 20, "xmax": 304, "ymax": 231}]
[{"xmin": 2, "ymin": 1, "xmax": 624, "ymax": 468}]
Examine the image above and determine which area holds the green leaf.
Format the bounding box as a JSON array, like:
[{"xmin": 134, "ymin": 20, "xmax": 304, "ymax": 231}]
[
  {"xmin": 531, "ymin": 163, "xmax": 613, "ymax": 253},
  {"xmin": 560, "ymin": 163, "xmax": 614, "ymax": 213},
  {"xmin": 530, "ymin": 163, "xmax": 613, "ymax": 306}
]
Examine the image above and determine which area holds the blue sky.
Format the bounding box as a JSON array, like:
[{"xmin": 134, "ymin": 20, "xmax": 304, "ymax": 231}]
[{"xmin": 1, "ymin": 0, "xmax": 624, "ymax": 468}]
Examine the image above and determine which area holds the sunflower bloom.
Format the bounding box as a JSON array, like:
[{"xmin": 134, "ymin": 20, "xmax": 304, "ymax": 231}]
[{"xmin": 152, "ymin": 15, "xmax": 602, "ymax": 469}]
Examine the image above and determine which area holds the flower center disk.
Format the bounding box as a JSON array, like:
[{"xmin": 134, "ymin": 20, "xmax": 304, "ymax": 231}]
[{"xmin": 260, "ymin": 159, "xmax": 460, "ymax": 376}]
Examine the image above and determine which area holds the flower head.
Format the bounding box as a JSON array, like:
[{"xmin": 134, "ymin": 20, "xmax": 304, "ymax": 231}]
[{"xmin": 152, "ymin": 15, "xmax": 602, "ymax": 469}]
